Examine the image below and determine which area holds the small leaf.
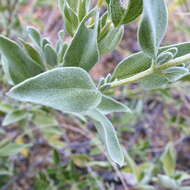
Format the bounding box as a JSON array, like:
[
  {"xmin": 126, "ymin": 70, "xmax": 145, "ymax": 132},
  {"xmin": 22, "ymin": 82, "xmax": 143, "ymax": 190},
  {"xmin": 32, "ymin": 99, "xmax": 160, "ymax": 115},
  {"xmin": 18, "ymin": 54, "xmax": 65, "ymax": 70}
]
[
  {"xmin": 138, "ymin": 0, "xmax": 168, "ymax": 58},
  {"xmin": 44, "ymin": 44, "xmax": 58, "ymax": 67},
  {"xmin": 108, "ymin": 0, "xmax": 143, "ymax": 26},
  {"xmin": 137, "ymin": 185, "xmax": 156, "ymax": 190},
  {"xmin": 0, "ymin": 35, "xmax": 43, "ymax": 84},
  {"xmin": 161, "ymin": 143, "xmax": 176, "ymax": 177},
  {"xmin": 2, "ymin": 110, "xmax": 31, "ymax": 126},
  {"xmin": 157, "ymin": 52, "xmax": 174, "ymax": 65},
  {"xmin": 141, "ymin": 73, "xmax": 168, "ymax": 89},
  {"xmin": 63, "ymin": 11, "xmax": 99, "ymax": 71},
  {"xmin": 97, "ymin": 95, "xmax": 131, "ymax": 114},
  {"xmin": 124, "ymin": 150, "xmax": 139, "ymax": 181},
  {"xmin": 98, "ymin": 26, "xmax": 124, "ymax": 55},
  {"xmin": 87, "ymin": 109, "xmax": 124, "ymax": 166},
  {"xmin": 8, "ymin": 67, "xmax": 102, "ymax": 114},
  {"xmin": 19, "ymin": 39, "xmax": 44, "ymax": 67},
  {"xmin": 112, "ymin": 52, "xmax": 151, "ymax": 80},
  {"xmin": 27, "ymin": 26, "xmax": 42, "ymax": 48},
  {"xmin": 163, "ymin": 67, "xmax": 189, "ymax": 82},
  {"xmin": 112, "ymin": 42, "xmax": 190, "ymax": 81},
  {"xmin": 0, "ymin": 143, "xmax": 31, "ymax": 157},
  {"xmin": 158, "ymin": 175, "xmax": 179, "ymax": 189}
]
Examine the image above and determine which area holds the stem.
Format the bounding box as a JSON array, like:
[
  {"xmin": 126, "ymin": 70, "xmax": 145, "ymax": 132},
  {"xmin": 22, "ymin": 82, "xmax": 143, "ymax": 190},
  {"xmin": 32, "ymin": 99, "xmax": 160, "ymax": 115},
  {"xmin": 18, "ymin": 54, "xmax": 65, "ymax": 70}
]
[{"xmin": 109, "ymin": 53, "xmax": 190, "ymax": 88}]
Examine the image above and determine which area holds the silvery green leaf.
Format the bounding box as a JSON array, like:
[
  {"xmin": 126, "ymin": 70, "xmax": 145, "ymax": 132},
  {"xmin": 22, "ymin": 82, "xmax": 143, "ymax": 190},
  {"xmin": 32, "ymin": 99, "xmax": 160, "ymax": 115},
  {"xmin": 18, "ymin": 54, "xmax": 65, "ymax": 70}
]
[
  {"xmin": 161, "ymin": 143, "xmax": 176, "ymax": 177},
  {"xmin": 57, "ymin": 42, "xmax": 68, "ymax": 63},
  {"xmin": 63, "ymin": 11, "xmax": 99, "ymax": 71},
  {"xmin": 0, "ymin": 103, "xmax": 13, "ymax": 113},
  {"xmin": 108, "ymin": 0, "xmax": 143, "ymax": 26},
  {"xmin": 137, "ymin": 185, "xmax": 156, "ymax": 190},
  {"xmin": 44, "ymin": 44, "xmax": 58, "ymax": 67},
  {"xmin": 141, "ymin": 74, "xmax": 168, "ymax": 89},
  {"xmin": 112, "ymin": 52, "xmax": 151, "ymax": 80},
  {"xmin": 27, "ymin": 26, "xmax": 42, "ymax": 48},
  {"xmin": 98, "ymin": 26, "xmax": 124, "ymax": 55},
  {"xmin": 0, "ymin": 143, "xmax": 31, "ymax": 157},
  {"xmin": 112, "ymin": 42, "xmax": 190, "ymax": 81},
  {"xmin": 158, "ymin": 175, "xmax": 179, "ymax": 189},
  {"xmin": 97, "ymin": 95, "xmax": 131, "ymax": 114},
  {"xmin": 78, "ymin": 0, "xmax": 91, "ymax": 21},
  {"xmin": 33, "ymin": 110, "xmax": 58, "ymax": 127},
  {"xmin": 109, "ymin": 0, "xmax": 124, "ymax": 26},
  {"xmin": 87, "ymin": 109, "xmax": 124, "ymax": 166},
  {"xmin": 0, "ymin": 35, "xmax": 43, "ymax": 84},
  {"xmin": 180, "ymin": 187, "xmax": 190, "ymax": 190},
  {"xmin": 121, "ymin": 0, "xmax": 143, "ymax": 25},
  {"xmin": 138, "ymin": 0, "xmax": 168, "ymax": 58},
  {"xmin": 19, "ymin": 39, "xmax": 44, "ymax": 67},
  {"xmin": 124, "ymin": 150, "xmax": 138, "ymax": 181},
  {"xmin": 8, "ymin": 67, "xmax": 102, "ymax": 114},
  {"xmin": 157, "ymin": 52, "xmax": 174, "ymax": 65},
  {"xmin": 41, "ymin": 38, "xmax": 50, "ymax": 49},
  {"xmin": 163, "ymin": 67, "xmax": 189, "ymax": 82},
  {"xmin": 2, "ymin": 110, "xmax": 31, "ymax": 126}
]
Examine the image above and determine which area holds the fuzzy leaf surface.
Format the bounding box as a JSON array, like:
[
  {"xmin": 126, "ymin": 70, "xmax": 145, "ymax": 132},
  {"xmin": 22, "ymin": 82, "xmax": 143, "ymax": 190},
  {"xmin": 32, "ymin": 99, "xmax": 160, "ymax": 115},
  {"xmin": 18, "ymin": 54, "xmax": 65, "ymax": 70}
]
[
  {"xmin": 138, "ymin": 0, "xmax": 168, "ymax": 58},
  {"xmin": 8, "ymin": 68, "xmax": 102, "ymax": 114}
]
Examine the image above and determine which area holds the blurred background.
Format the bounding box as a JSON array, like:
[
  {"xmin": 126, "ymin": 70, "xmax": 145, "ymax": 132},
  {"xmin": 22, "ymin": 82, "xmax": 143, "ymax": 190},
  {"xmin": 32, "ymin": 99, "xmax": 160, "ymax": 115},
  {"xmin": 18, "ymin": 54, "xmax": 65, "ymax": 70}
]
[{"xmin": 0, "ymin": 0, "xmax": 190, "ymax": 189}]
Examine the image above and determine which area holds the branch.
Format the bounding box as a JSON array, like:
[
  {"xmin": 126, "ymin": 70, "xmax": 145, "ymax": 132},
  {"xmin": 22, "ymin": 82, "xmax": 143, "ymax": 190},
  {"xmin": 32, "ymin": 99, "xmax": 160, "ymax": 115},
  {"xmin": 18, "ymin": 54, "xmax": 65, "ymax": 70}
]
[{"xmin": 109, "ymin": 53, "xmax": 190, "ymax": 88}]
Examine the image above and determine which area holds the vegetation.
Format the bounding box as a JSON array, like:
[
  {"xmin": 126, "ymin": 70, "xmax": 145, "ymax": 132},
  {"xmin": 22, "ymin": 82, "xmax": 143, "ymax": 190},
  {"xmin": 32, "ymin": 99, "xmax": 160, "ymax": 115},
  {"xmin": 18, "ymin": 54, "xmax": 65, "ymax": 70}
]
[{"xmin": 0, "ymin": 0, "xmax": 190, "ymax": 189}]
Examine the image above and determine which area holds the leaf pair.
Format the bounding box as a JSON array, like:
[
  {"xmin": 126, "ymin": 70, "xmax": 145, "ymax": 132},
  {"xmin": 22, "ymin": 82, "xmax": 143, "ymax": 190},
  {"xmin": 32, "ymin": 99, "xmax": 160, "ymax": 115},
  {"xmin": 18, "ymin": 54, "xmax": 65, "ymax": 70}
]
[
  {"xmin": 112, "ymin": 42, "xmax": 190, "ymax": 89},
  {"xmin": 7, "ymin": 67, "xmax": 131, "ymax": 165}
]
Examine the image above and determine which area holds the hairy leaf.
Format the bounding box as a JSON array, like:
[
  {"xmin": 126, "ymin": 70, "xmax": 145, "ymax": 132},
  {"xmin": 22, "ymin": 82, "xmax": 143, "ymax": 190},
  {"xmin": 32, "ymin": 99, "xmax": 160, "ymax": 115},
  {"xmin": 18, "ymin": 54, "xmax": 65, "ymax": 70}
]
[
  {"xmin": 63, "ymin": 12, "xmax": 99, "ymax": 71},
  {"xmin": 161, "ymin": 143, "xmax": 176, "ymax": 177},
  {"xmin": 2, "ymin": 110, "xmax": 31, "ymax": 126},
  {"xmin": 97, "ymin": 95, "xmax": 131, "ymax": 114},
  {"xmin": 138, "ymin": 0, "xmax": 168, "ymax": 58},
  {"xmin": 87, "ymin": 109, "xmax": 124, "ymax": 166},
  {"xmin": 112, "ymin": 42, "xmax": 190, "ymax": 80},
  {"xmin": 98, "ymin": 26, "xmax": 124, "ymax": 55},
  {"xmin": 0, "ymin": 35, "xmax": 43, "ymax": 84},
  {"xmin": 108, "ymin": 0, "xmax": 143, "ymax": 26},
  {"xmin": 8, "ymin": 68, "xmax": 102, "ymax": 114}
]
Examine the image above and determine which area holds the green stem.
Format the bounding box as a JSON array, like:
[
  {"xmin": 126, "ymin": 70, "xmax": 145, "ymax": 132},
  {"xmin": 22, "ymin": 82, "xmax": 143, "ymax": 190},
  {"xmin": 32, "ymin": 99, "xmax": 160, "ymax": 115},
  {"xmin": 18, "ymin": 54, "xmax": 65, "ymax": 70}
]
[{"xmin": 109, "ymin": 53, "xmax": 190, "ymax": 88}]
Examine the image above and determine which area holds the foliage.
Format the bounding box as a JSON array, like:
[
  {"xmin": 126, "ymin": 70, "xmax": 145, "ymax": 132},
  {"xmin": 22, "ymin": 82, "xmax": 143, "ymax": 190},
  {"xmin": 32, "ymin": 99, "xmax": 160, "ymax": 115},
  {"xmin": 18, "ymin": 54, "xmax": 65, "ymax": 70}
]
[{"xmin": 0, "ymin": 0, "xmax": 190, "ymax": 189}]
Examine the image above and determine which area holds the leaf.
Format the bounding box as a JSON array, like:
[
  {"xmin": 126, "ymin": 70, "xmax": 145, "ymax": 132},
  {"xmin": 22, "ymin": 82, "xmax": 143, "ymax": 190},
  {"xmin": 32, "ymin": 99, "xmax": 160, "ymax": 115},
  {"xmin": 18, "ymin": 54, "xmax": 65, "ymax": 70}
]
[
  {"xmin": 0, "ymin": 103, "xmax": 13, "ymax": 113},
  {"xmin": 124, "ymin": 150, "xmax": 139, "ymax": 181},
  {"xmin": 87, "ymin": 109, "xmax": 124, "ymax": 166},
  {"xmin": 108, "ymin": 0, "xmax": 143, "ymax": 26},
  {"xmin": 137, "ymin": 185, "xmax": 156, "ymax": 190},
  {"xmin": 0, "ymin": 35, "xmax": 43, "ymax": 84},
  {"xmin": 27, "ymin": 26, "xmax": 42, "ymax": 48},
  {"xmin": 97, "ymin": 95, "xmax": 131, "ymax": 114},
  {"xmin": 163, "ymin": 67, "xmax": 189, "ymax": 82},
  {"xmin": 112, "ymin": 52, "xmax": 151, "ymax": 80},
  {"xmin": 141, "ymin": 73, "xmax": 169, "ymax": 89},
  {"xmin": 2, "ymin": 110, "xmax": 31, "ymax": 126},
  {"xmin": 161, "ymin": 143, "xmax": 177, "ymax": 177},
  {"xmin": 98, "ymin": 26, "xmax": 124, "ymax": 55},
  {"xmin": 0, "ymin": 143, "xmax": 31, "ymax": 157},
  {"xmin": 158, "ymin": 175, "xmax": 179, "ymax": 190},
  {"xmin": 19, "ymin": 39, "xmax": 44, "ymax": 67},
  {"xmin": 112, "ymin": 42, "xmax": 190, "ymax": 80},
  {"xmin": 33, "ymin": 110, "xmax": 58, "ymax": 127},
  {"xmin": 44, "ymin": 44, "xmax": 58, "ymax": 67},
  {"xmin": 8, "ymin": 67, "xmax": 102, "ymax": 114},
  {"xmin": 63, "ymin": 11, "xmax": 99, "ymax": 71},
  {"xmin": 138, "ymin": 0, "xmax": 168, "ymax": 58},
  {"xmin": 157, "ymin": 52, "xmax": 174, "ymax": 65}
]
